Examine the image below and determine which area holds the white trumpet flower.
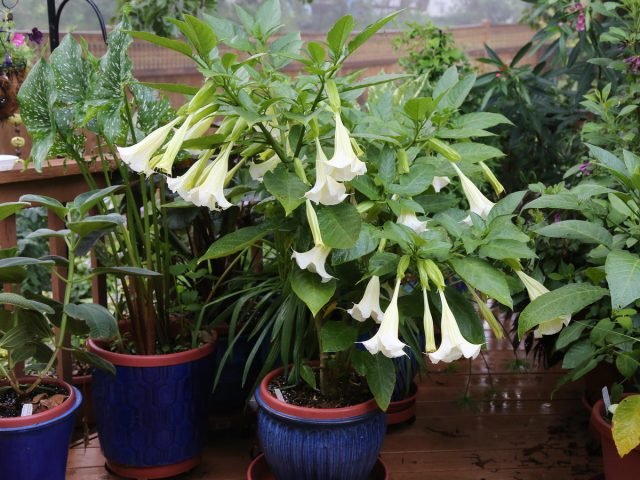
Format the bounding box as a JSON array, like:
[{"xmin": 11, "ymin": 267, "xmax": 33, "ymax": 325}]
[
  {"xmin": 184, "ymin": 115, "xmax": 215, "ymax": 141},
  {"xmin": 151, "ymin": 114, "xmax": 195, "ymax": 174},
  {"xmin": 397, "ymin": 210, "xmax": 428, "ymax": 233},
  {"xmin": 249, "ymin": 154, "xmax": 281, "ymax": 181},
  {"xmin": 348, "ymin": 275, "xmax": 384, "ymax": 323},
  {"xmin": 190, "ymin": 143, "xmax": 234, "ymax": 211},
  {"xmin": 361, "ymin": 279, "xmax": 407, "ymax": 358},
  {"xmin": 292, "ymin": 200, "xmax": 334, "ymax": 283},
  {"xmin": 117, "ymin": 117, "xmax": 181, "ymax": 175},
  {"xmin": 305, "ymin": 138, "xmax": 348, "ymax": 205},
  {"xmin": 432, "ymin": 176, "xmax": 450, "ymax": 192},
  {"xmin": 451, "ymin": 163, "xmax": 495, "ymax": 222},
  {"xmin": 166, "ymin": 150, "xmax": 214, "ymax": 203},
  {"xmin": 516, "ymin": 270, "xmax": 571, "ymax": 338},
  {"xmin": 428, "ymin": 289, "xmax": 482, "ymax": 364},
  {"xmin": 423, "ymin": 288, "xmax": 436, "ymax": 353},
  {"xmin": 326, "ymin": 112, "xmax": 367, "ymax": 181}
]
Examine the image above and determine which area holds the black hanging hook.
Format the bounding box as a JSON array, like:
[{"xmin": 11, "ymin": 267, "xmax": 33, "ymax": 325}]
[{"xmin": 47, "ymin": 0, "xmax": 108, "ymax": 51}]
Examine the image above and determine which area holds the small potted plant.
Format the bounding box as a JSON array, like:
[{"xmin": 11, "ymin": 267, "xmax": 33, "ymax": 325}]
[
  {"xmin": 0, "ymin": 193, "xmax": 121, "ymax": 480},
  {"xmin": 123, "ymin": 3, "xmax": 548, "ymax": 478}
]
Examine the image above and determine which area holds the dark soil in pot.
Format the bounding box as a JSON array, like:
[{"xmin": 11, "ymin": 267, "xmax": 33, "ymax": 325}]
[
  {"xmin": 268, "ymin": 370, "xmax": 372, "ymax": 408},
  {"xmin": 0, "ymin": 383, "xmax": 68, "ymax": 418}
]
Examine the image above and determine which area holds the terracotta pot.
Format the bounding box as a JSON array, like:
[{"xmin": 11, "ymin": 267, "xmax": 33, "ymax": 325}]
[
  {"xmin": 247, "ymin": 453, "xmax": 389, "ymax": 480},
  {"xmin": 89, "ymin": 335, "xmax": 217, "ymax": 479},
  {"xmin": 591, "ymin": 397, "xmax": 640, "ymax": 480},
  {"xmin": 0, "ymin": 377, "xmax": 82, "ymax": 480},
  {"xmin": 255, "ymin": 366, "xmax": 386, "ymax": 480},
  {"xmin": 386, "ymin": 381, "xmax": 418, "ymax": 426}
]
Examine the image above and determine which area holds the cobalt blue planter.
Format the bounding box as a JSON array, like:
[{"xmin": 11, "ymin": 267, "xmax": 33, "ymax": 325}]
[
  {"xmin": 89, "ymin": 336, "xmax": 217, "ymax": 479},
  {"xmin": 255, "ymin": 367, "xmax": 386, "ymax": 480},
  {"xmin": 0, "ymin": 379, "xmax": 81, "ymax": 480}
]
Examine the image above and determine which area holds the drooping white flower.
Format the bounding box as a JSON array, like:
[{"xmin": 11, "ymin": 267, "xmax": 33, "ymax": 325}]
[
  {"xmin": 184, "ymin": 114, "xmax": 215, "ymax": 141},
  {"xmin": 292, "ymin": 244, "xmax": 334, "ymax": 283},
  {"xmin": 432, "ymin": 176, "xmax": 450, "ymax": 192},
  {"xmin": 166, "ymin": 150, "xmax": 214, "ymax": 203},
  {"xmin": 249, "ymin": 154, "xmax": 281, "ymax": 181},
  {"xmin": 428, "ymin": 289, "xmax": 482, "ymax": 364},
  {"xmin": 348, "ymin": 275, "xmax": 384, "ymax": 323},
  {"xmin": 451, "ymin": 163, "xmax": 495, "ymax": 222},
  {"xmin": 361, "ymin": 279, "xmax": 407, "ymax": 358},
  {"xmin": 117, "ymin": 117, "xmax": 181, "ymax": 175},
  {"xmin": 397, "ymin": 210, "xmax": 428, "ymax": 233},
  {"xmin": 423, "ymin": 287, "xmax": 436, "ymax": 353},
  {"xmin": 305, "ymin": 138, "xmax": 348, "ymax": 205},
  {"xmin": 189, "ymin": 143, "xmax": 234, "ymax": 211},
  {"xmin": 515, "ymin": 270, "xmax": 571, "ymax": 338},
  {"xmin": 292, "ymin": 200, "xmax": 334, "ymax": 283},
  {"xmin": 325, "ymin": 112, "xmax": 367, "ymax": 181},
  {"xmin": 151, "ymin": 114, "xmax": 195, "ymax": 174}
]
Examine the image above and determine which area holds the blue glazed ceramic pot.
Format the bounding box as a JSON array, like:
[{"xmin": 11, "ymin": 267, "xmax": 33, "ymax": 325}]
[
  {"xmin": 0, "ymin": 379, "xmax": 81, "ymax": 480},
  {"xmin": 89, "ymin": 336, "xmax": 217, "ymax": 479},
  {"xmin": 255, "ymin": 366, "xmax": 386, "ymax": 480}
]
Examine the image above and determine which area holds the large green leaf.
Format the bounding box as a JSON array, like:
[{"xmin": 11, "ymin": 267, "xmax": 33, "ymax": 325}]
[
  {"xmin": 199, "ymin": 223, "xmax": 273, "ymax": 262},
  {"xmin": 0, "ymin": 202, "xmax": 30, "ymax": 221},
  {"xmin": 17, "ymin": 60, "xmax": 55, "ymax": 171},
  {"xmin": 612, "ymin": 396, "xmax": 640, "ymax": 457},
  {"xmin": 479, "ymin": 240, "xmax": 537, "ymax": 260},
  {"xmin": 605, "ymin": 250, "xmax": 640, "ymax": 309},
  {"xmin": 454, "ymin": 112, "xmax": 513, "ymax": 130},
  {"xmin": 128, "ymin": 31, "xmax": 192, "ymax": 57},
  {"xmin": 348, "ymin": 11, "xmax": 399, "ymax": 54},
  {"xmin": 263, "ymin": 167, "xmax": 307, "ymax": 216},
  {"xmin": 317, "ymin": 203, "xmax": 362, "ymax": 249},
  {"xmin": 449, "ymin": 258, "xmax": 512, "ymax": 308},
  {"xmin": 68, "ymin": 214, "xmax": 124, "ymax": 238},
  {"xmin": 364, "ymin": 353, "xmax": 396, "ymax": 411},
  {"xmin": 524, "ymin": 193, "xmax": 581, "ymax": 211},
  {"xmin": 518, "ymin": 284, "xmax": 609, "ymax": 338},
  {"xmin": 50, "ymin": 34, "xmax": 90, "ymax": 105},
  {"xmin": 439, "ymin": 74, "xmax": 476, "ymax": 110},
  {"xmin": 451, "ymin": 143, "xmax": 505, "ymax": 163},
  {"xmin": 0, "ymin": 257, "xmax": 54, "ymax": 270},
  {"xmin": 183, "ymin": 15, "xmax": 218, "ymax": 60},
  {"xmin": 0, "ymin": 293, "xmax": 54, "ymax": 314},
  {"xmin": 332, "ymin": 224, "xmax": 378, "ymax": 266},
  {"xmin": 73, "ymin": 186, "xmax": 123, "ymax": 215},
  {"xmin": 320, "ymin": 321, "xmax": 358, "ymax": 352},
  {"xmin": 64, "ymin": 303, "xmax": 117, "ymax": 340},
  {"xmin": 327, "ymin": 15, "xmax": 356, "ymax": 57},
  {"xmin": 19, "ymin": 194, "xmax": 67, "ymax": 219},
  {"xmin": 536, "ymin": 220, "xmax": 613, "ymax": 247},
  {"xmin": 0, "ymin": 325, "xmax": 32, "ymax": 349},
  {"xmin": 92, "ymin": 266, "xmax": 161, "ymax": 277},
  {"xmin": 291, "ymin": 269, "xmax": 335, "ymax": 316}
]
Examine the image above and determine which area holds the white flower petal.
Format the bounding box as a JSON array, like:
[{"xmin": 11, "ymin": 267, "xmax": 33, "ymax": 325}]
[
  {"xmin": 190, "ymin": 144, "xmax": 234, "ymax": 210},
  {"xmin": 117, "ymin": 118, "xmax": 181, "ymax": 175},
  {"xmin": 348, "ymin": 276, "xmax": 384, "ymax": 323},
  {"xmin": 432, "ymin": 176, "xmax": 450, "ymax": 193},
  {"xmin": 451, "ymin": 163, "xmax": 494, "ymax": 219},
  {"xmin": 397, "ymin": 210, "xmax": 428, "ymax": 233},
  {"xmin": 361, "ymin": 279, "xmax": 407, "ymax": 358},
  {"xmin": 249, "ymin": 154, "xmax": 281, "ymax": 181},
  {"xmin": 325, "ymin": 113, "xmax": 367, "ymax": 181},
  {"xmin": 292, "ymin": 244, "xmax": 334, "ymax": 283}
]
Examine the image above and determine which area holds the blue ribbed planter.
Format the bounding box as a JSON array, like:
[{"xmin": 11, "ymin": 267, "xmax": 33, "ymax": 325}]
[
  {"xmin": 255, "ymin": 367, "xmax": 386, "ymax": 480},
  {"xmin": 0, "ymin": 380, "xmax": 81, "ymax": 480},
  {"xmin": 89, "ymin": 337, "xmax": 217, "ymax": 479}
]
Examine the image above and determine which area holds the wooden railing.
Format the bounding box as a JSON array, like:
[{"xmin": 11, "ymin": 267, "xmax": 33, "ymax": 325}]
[{"xmin": 0, "ymin": 159, "xmax": 109, "ymax": 381}]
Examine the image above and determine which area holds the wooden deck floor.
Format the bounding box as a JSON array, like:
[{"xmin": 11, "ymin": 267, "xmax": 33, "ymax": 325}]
[{"xmin": 67, "ymin": 333, "xmax": 603, "ymax": 479}]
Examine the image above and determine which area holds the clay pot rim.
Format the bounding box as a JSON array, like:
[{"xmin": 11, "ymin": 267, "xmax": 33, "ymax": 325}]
[
  {"xmin": 258, "ymin": 365, "xmax": 380, "ymax": 420},
  {"xmin": 0, "ymin": 377, "xmax": 77, "ymax": 429},
  {"xmin": 88, "ymin": 332, "xmax": 217, "ymax": 368}
]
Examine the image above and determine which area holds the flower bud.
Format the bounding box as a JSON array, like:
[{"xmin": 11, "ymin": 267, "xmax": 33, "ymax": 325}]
[
  {"xmin": 427, "ymin": 138, "xmax": 461, "ymax": 162},
  {"xmin": 397, "ymin": 149, "xmax": 409, "ymax": 174}
]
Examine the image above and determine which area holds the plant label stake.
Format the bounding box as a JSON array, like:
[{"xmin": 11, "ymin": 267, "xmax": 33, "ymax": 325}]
[
  {"xmin": 20, "ymin": 404, "xmax": 32, "ymax": 416},
  {"xmin": 602, "ymin": 386, "xmax": 611, "ymax": 413}
]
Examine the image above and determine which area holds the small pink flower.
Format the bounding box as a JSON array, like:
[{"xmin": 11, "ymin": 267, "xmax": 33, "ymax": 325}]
[
  {"xmin": 495, "ymin": 73, "xmax": 502, "ymax": 78},
  {"xmin": 12, "ymin": 33, "xmax": 25, "ymax": 47}
]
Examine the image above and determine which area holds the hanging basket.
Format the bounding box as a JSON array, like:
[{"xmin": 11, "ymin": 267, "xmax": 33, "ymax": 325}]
[{"xmin": 0, "ymin": 66, "xmax": 26, "ymax": 121}]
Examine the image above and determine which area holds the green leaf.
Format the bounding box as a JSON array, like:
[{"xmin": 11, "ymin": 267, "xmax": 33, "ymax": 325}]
[
  {"xmin": 348, "ymin": 11, "xmax": 399, "ymax": 54},
  {"xmin": 199, "ymin": 224, "xmax": 273, "ymax": 262},
  {"xmin": 433, "ymin": 67, "xmax": 458, "ymax": 99},
  {"xmin": 320, "ymin": 321, "xmax": 358, "ymax": 352},
  {"xmin": 587, "ymin": 143, "xmax": 627, "ymax": 175},
  {"xmin": 536, "ymin": 220, "xmax": 613, "ymax": 247},
  {"xmin": 71, "ymin": 348, "xmax": 116, "ymax": 375},
  {"xmin": 387, "ymin": 162, "xmax": 434, "ymax": 196},
  {"xmin": 562, "ymin": 340, "xmax": 596, "ymax": 369},
  {"xmin": 92, "ymin": 266, "xmax": 162, "ymax": 277},
  {"xmin": 183, "ymin": 15, "xmax": 218, "ymax": 60},
  {"xmin": 439, "ymin": 74, "xmax": 476, "ymax": 110},
  {"xmin": 524, "ymin": 193, "xmax": 581, "ymax": 211},
  {"xmin": 138, "ymin": 82, "xmax": 200, "ymax": 96},
  {"xmin": 332, "ymin": 224, "xmax": 378, "ymax": 266},
  {"xmin": 0, "ymin": 293, "xmax": 54, "ymax": 314},
  {"xmin": 0, "ymin": 202, "xmax": 30, "ymax": 221},
  {"xmin": 128, "ymin": 31, "xmax": 192, "ymax": 57},
  {"xmin": 327, "ymin": 15, "xmax": 356, "ymax": 57},
  {"xmin": 317, "ymin": 203, "xmax": 362, "ymax": 249},
  {"xmin": 0, "ymin": 257, "xmax": 54, "ymax": 270},
  {"xmin": 449, "ymin": 258, "xmax": 512, "ymax": 308},
  {"xmin": 300, "ymin": 364, "xmax": 316, "ymax": 390},
  {"xmin": 73, "ymin": 186, "xmax": 123, "ymax": 215},
  {"xmin": 518, "ymin": 284, "xmax": 609, "ymax": 338},
  {"xmin": 18, "ymin": 194, "xmax": 67, "ymax": 219},
  {"xmin": 68, "ymin": 214, "xmax": 124, "ymax": 238},
  {"xmin": 0, "ymin": 325, "xmax": 32, "ymax": 349},
  {"xmin": 263, "ymin": 167, "xmax": 307, "ymax": 216},
  {"xmin": 26, "ymin": 228, "xmax": 70, "ymax": 240},
  {"xmin": 605, "ymin": 250, "xmax": 640, "ymax": 309},
  {"xmin": 64, "ymin": 304, "xmax": 117, "ymax": 340},
  {"xmin": 403, "ymin": 97, "xmax": 437, "ymax": 122},
  {"xmin": 49, "ymin": 34, "xmax": 90, "ymax": 105},
  {"xmin": 255, "ymin": 0, "xmax": 282, "ymax": 35},
  {"xmin": 364, "ymin": 353, "xmax": 396, "ymax": 411},
  {"xmin": 291, "ymin": 269, "xmax": 335, "ymax": 316},
  {"xmin": 454, "ymin": 112, "xmax": 513, "ymax": 130},
  {"xmin": 451, "ymin": 143, "xmax": 505, "ymax": 163},
  {"xmin": 479, "ymin": 240, "xmax": 537, "ymax": 260},
  {"xmin": 556, "ymin": 322, "xmax": 587, "ymax": 349},
  {"xmin": 612, "ymin": 396, "xmax": 640, "ymax": 457}
]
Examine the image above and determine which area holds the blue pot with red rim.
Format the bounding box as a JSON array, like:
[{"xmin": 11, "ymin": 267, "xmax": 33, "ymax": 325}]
[
  {"xmin": 89, "ymin": 335, "xmax": 217, "ymax": 479},
  {"xmin": 0, "ymin": 378, "xmax": 82, "ymax": 480},
  {"xmin": 255, "ymin": 366, "xmax": 386, "ymax": 480}
]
